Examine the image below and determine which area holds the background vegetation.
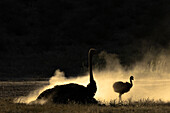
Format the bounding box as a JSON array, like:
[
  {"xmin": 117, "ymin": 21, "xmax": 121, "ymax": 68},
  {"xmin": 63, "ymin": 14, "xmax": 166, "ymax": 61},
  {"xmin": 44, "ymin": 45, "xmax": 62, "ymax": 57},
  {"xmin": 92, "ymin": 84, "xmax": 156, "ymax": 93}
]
[{"xmin": 0, "ymin": 0, "xmax": 169, "ymax": 79}]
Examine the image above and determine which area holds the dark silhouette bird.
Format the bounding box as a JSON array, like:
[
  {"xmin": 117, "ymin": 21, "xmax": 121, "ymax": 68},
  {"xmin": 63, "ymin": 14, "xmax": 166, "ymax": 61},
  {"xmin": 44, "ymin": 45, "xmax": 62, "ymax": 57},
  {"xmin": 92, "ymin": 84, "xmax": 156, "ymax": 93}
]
[
  {"xmin": 36, "ymin": 48, "xmax": 97, "ymax": 104},
  {"xmin": 113, "ymin": 76, "xmax": 134, "ymax": 103}
]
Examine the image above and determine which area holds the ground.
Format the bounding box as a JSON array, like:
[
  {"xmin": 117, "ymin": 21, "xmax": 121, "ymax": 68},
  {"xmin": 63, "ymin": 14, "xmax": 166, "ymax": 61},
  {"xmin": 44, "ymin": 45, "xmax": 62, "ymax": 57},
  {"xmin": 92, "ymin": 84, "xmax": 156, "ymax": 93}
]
[{"xmin": 0, "ymin": 81, "xmax": 170, "ymax": 113}]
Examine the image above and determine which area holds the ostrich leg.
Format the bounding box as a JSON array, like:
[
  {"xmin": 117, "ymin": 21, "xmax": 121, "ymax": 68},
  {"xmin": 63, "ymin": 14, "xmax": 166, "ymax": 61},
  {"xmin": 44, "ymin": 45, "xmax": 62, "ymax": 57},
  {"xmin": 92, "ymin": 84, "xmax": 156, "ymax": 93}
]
[{"xmin": 119, "ymin": 94, "xmax": 122, "ymax": 103}]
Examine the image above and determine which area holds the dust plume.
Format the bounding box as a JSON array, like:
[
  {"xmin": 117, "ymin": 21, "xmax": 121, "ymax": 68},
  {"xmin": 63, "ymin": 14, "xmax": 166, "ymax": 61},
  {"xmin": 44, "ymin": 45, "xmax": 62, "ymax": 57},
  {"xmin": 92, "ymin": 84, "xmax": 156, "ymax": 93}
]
[
  {"xmin": 14, "ymin": 49, "xmax": 170, "ymax": 104},
  {"xmin": 94, "ymin": 50, "xmax": 170, "ymax": 103},
  {"xmin": 13, "ymin": 70, "xmax": 89, "ymax": 104}
]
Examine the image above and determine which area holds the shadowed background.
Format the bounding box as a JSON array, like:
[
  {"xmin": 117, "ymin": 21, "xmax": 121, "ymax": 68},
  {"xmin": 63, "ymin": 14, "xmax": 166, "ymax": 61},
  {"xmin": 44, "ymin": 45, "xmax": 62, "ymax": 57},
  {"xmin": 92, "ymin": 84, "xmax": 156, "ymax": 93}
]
[{"xmin": 0, "ymin": 0, "xmax": 169, "ymax": 79}]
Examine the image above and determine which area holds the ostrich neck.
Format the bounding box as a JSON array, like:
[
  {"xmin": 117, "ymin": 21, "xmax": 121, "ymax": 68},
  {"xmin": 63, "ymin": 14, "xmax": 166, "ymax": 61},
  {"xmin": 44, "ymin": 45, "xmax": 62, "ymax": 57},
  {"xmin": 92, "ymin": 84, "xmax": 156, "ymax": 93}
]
[
  {"xmin": 89, "ymin": 53, "xmax": 94, "ymax": 82},
  {"xmin": 130, "ymin": 79, "xmax": 133, "ymax": 86}
]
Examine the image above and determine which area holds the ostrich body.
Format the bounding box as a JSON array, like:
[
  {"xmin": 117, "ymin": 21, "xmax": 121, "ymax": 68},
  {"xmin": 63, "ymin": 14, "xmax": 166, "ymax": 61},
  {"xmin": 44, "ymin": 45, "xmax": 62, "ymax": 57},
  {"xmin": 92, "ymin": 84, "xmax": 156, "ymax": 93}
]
[
  {"xmin": 37, "ymin": 48, "xmax": 97, "ymax": 104},
  {"xmin": 113, "ymin": 76, "xmax": 134, "ymax": 102}
]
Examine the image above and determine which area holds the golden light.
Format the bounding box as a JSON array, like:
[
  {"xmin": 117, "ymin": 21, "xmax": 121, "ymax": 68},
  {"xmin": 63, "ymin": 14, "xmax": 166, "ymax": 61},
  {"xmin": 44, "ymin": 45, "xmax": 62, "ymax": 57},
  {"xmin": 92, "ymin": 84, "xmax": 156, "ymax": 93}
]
[{"xmin": 14, "ymin": 50, "xmax": 170, "ymax": 104}]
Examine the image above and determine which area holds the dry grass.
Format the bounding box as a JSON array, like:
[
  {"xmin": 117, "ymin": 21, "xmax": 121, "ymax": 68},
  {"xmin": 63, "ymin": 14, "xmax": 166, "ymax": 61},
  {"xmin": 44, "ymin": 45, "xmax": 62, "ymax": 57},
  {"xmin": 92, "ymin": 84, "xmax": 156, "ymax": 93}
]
[
  {"xmin": 1, "ymin": 98, "xmax": 170, "ymax": 113},
  {"xmin": 0, "ymin": 81, "xmax": 170, "ymax": 113}
]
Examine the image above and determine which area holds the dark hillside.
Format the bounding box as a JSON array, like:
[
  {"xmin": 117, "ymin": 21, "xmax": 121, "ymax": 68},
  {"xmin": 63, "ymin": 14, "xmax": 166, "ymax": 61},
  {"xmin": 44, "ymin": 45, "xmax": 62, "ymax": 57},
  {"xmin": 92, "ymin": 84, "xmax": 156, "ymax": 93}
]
[{"xmin": 0, "ymin": 0, "xmax": 169, "ymax": 79}]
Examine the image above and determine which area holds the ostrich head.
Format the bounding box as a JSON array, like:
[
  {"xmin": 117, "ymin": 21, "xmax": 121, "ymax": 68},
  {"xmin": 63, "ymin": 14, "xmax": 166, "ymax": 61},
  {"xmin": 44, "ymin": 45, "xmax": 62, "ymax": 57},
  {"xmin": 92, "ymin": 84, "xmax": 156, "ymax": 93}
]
[
  {"xmin": 89, "ymin": 48, "xmax": 96, "ymax": 56},
  {"xmin": 130, "ymin": 76, "xmax": 134, "ymax": 81}
]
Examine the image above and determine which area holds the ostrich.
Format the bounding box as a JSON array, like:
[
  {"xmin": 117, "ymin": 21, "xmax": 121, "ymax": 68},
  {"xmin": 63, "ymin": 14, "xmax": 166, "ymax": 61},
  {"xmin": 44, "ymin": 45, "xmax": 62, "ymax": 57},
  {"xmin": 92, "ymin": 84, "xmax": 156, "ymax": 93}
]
[
  {"xmin": 113, "ymin": 76, "xmax": 134, "ymax": 103},
  {"xmin": 37, "ymin": 48, "xmax": 97, "ymax": 104}
]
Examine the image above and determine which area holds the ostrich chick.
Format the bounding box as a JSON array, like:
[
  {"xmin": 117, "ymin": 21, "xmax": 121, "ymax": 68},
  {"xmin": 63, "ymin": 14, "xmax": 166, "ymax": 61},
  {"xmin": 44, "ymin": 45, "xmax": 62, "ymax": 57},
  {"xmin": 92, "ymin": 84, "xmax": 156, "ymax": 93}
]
[{"xmin": 113, "ymin": 76, "xmax": 134, "ymax": 103}]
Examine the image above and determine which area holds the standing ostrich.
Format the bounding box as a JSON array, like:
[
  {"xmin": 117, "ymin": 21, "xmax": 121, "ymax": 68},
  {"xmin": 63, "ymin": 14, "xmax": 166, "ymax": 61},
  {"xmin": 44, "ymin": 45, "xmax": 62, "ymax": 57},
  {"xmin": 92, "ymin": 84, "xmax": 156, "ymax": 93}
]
[
  {"xmin": 113, "ymin": 76, "xmax": 134, "ymax": 103},
  {"xmin": 37, "ymin": 48, "xmax": 97, "ymax": 104}
]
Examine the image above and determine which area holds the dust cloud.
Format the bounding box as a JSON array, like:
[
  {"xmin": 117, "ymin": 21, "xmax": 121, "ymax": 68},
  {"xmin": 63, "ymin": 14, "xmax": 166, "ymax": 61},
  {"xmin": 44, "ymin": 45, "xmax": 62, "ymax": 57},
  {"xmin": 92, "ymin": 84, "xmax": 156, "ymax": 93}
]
[
  {"xmin": 14, "ymin": 49, "xmax": 170, "ymax": 104},
  {"xmin": 94, "ymin": 50, "xmax": 170, "ymax": 103}
]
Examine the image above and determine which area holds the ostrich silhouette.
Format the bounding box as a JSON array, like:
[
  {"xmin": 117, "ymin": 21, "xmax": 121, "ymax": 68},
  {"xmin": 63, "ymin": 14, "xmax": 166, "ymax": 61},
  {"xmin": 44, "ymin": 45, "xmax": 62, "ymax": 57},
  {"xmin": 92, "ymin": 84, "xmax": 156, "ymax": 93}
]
[
  {"xmin": 113, "ymin": 76, "xmax": 134, "ymax": 103},
  {"xmin": 37, "ymin": 48, "xmax": 97, "ymax": 104}
]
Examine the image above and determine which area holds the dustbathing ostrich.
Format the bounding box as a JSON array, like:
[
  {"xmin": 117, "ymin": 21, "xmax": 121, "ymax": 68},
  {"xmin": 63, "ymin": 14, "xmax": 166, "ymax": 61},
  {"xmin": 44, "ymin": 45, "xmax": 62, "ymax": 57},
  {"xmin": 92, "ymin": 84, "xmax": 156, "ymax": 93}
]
[
  {"xmin": 113, "ymin": 76, "xmax": 134, "ymax": 103},
  {"xmin": 37, "ymin": 48, "xmax": 97, "ymax": 104}
]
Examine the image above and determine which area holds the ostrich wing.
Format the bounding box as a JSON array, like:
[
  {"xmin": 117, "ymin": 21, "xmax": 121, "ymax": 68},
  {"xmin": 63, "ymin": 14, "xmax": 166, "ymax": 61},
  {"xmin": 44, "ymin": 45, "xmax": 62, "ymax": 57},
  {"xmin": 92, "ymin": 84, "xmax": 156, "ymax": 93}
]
[{"xmin": 37, "ymin": 83, "xmax": 89, "ymax": 103}]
